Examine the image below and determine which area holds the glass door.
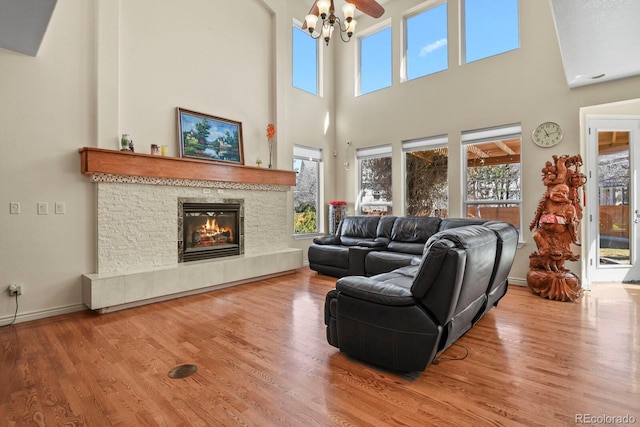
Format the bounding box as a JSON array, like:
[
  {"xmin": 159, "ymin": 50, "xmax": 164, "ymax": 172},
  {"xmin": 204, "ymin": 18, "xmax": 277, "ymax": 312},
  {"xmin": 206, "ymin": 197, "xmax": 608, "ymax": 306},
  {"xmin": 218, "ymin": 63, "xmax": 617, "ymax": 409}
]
[{"xmin": 587, "ymin": 118, "xmax": 640, "ymax": 284}]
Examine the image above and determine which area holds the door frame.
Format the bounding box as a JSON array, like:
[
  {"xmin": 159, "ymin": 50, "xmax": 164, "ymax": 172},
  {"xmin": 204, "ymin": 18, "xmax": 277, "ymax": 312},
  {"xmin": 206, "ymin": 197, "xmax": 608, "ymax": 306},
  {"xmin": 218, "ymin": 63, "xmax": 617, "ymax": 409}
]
[{"xmin": 584, "ymin": 115, "xmax": 640, "ymax": 287}]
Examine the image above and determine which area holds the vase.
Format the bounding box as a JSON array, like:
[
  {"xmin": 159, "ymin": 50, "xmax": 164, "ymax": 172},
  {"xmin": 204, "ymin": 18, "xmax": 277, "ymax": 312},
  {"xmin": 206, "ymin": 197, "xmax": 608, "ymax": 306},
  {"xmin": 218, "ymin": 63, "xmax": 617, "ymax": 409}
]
[{"xmin": 268, "ymin": 140, "xmax": 274, "ymax": 168}]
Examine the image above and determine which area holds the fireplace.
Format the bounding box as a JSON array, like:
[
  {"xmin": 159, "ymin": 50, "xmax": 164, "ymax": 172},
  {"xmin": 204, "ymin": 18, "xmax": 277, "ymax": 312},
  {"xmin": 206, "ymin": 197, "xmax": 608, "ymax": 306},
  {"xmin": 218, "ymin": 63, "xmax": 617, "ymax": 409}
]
[{"xmin": 178, "ymin": 199, "xmax": 244, "ymax": 262}]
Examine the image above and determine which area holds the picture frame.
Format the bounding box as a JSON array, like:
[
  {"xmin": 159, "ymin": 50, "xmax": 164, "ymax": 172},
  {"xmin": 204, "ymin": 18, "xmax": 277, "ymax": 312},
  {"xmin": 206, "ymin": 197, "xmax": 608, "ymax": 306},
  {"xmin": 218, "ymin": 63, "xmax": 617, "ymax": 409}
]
[{"xmin": 177, "ymin": 108, "xmax": 244, "ymax": 165}]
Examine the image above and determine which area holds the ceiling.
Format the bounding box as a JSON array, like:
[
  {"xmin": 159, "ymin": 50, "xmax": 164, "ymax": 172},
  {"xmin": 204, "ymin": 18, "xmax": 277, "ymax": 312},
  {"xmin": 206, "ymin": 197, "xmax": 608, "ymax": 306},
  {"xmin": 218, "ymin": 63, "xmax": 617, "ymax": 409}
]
[
  {"xmin": 550, "ymin": 0, "xmax": 640, "ymax": 87},
  {"xmin": 1, "ymin": 0, "xmax": 638, "ymax": 89},
  {"xmin": 0, "ymin": 0, "xmax": 57, "ymax": 56}
]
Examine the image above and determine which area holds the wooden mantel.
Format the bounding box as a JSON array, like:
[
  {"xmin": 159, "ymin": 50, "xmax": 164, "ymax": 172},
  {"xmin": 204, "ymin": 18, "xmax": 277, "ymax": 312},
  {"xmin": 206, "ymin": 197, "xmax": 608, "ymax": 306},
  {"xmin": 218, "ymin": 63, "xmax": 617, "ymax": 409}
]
[{"xmin": 79, "ymin": 147, "xmax": 295, "ymax": 186}]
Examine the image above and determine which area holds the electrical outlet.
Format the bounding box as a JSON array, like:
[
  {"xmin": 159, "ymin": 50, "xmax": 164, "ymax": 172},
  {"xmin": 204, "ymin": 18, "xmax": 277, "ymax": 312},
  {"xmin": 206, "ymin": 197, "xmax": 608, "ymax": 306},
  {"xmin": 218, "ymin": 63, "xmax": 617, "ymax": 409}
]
[
  {"xmin": 10, "ymin": 202, "xmax": 20, "ymax": 214},
  {"xmin": 8, "ymin": 283, "xmax": 22, "ymax": 296}
]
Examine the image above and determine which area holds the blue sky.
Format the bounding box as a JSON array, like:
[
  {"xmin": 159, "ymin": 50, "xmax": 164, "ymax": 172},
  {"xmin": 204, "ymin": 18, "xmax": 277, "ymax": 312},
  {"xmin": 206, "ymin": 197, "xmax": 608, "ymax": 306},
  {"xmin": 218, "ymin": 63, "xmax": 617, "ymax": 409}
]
[{"xmin": 293, "ymin": 0, "xmax": 519, "ymax": 95}]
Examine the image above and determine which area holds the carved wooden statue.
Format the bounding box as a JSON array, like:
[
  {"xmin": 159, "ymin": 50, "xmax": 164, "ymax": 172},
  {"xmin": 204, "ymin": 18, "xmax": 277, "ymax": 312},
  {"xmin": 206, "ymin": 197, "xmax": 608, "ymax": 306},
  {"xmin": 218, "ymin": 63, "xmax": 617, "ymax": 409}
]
[{"xmin": 527, "ymin": 154, "xmax": 587, "ymax": 302}]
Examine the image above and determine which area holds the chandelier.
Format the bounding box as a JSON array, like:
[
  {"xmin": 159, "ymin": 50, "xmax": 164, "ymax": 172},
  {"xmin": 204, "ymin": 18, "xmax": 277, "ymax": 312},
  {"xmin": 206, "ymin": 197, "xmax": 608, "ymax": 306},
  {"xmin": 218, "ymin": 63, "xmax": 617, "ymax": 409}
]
[{"xmin": 303, "ymin": 0, "xmax": 385, "ymax": 46}]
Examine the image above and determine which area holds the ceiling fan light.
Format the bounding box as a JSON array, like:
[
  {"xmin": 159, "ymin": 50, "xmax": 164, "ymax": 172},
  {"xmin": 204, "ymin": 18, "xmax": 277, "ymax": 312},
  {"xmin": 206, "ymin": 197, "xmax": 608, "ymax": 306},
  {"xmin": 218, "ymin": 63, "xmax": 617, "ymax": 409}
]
[
  {"xmin": 305, "ymin": 14, "xmax": 319, "ymax": 33},
  {"xmin": 346, "ymin": 19, "xmax": 357, "ymax": 37},
  {"xmin": 317, "ymin": 0, "xmax": 331, "ymax": 19},
  {"xmin": 342, "ymin": 3, "xmax": 356, "ymax": 22},
  {"xmin": 322, "ymin": 24, "xmax": 334, "ymax": 45}
]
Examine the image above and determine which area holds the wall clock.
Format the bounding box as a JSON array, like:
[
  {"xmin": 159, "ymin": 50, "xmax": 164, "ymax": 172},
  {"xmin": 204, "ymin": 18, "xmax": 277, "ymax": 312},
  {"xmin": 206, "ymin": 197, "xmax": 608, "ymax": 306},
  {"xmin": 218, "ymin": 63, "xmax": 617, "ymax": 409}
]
[{"xmin": 532, "ymin": 122, "xmax": 563, "ymax": 147}]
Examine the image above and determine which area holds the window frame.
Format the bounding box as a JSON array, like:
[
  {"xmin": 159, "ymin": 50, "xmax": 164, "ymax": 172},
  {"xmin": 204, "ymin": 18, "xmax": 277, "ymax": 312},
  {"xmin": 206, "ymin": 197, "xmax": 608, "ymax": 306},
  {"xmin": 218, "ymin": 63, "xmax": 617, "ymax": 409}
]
[
  {"xmin": 461, "ymin": 0, "xmax": 519, "ymax": 64},
  {"xmin": 357, "ymin": 21, "xmax": 393, "ymax": 96},
  {"xmin": 402, "ymin": 1, "xmax": 449, "ymax": 82},
  {"xmin": 461, "ymin": 124, "xmax": 523, "ymax": 237},
  {"xmin": 356, "ymin": 144, "xmax": 393, "ymax": 215},
  {"xmin": 293, "ymin": 145, "xmax": 323, "ymax": 236},
  {"xmin": 402, "ymin": 135, "xmax": 449, "ymax": 217},
  {"xmin": 292, "ymin": 21, "xmax": 320, "ymax": 96}
]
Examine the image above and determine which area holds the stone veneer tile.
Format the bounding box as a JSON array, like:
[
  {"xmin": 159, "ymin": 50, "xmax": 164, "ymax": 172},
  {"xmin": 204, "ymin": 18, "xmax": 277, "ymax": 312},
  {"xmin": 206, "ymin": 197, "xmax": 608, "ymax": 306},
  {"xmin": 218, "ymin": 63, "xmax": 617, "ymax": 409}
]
[{"xmin": 96, "ymin": 181, "xmax": 290, "ymax": 274}]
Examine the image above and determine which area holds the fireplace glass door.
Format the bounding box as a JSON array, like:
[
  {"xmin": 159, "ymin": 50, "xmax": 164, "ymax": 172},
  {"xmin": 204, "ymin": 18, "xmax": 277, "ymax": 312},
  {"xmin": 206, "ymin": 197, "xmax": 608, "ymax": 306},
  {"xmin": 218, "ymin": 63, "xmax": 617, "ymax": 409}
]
[{"xmin": 180, "ymin": 202, "xmax": 242, "ymax": 262}]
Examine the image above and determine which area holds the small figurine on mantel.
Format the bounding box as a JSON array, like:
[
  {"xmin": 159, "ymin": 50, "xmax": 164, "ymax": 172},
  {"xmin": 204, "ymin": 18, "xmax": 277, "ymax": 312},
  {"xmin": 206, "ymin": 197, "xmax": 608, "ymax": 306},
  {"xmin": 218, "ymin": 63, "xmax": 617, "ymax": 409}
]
[{"xmin": 527, "ymin": 154, "xmax": 587, "ymax": 302}]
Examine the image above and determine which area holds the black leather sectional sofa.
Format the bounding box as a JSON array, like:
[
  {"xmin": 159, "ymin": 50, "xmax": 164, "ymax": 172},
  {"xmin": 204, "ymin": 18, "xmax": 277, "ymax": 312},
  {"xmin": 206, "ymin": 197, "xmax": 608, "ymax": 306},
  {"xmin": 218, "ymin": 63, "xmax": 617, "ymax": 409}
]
[
  {"xmin": 309, "ymin": 215, "xmax": 489, "ymax": 277},
  {"xmin": 311, "ymin": 215, "xmax": 519, "ymax": 372}
]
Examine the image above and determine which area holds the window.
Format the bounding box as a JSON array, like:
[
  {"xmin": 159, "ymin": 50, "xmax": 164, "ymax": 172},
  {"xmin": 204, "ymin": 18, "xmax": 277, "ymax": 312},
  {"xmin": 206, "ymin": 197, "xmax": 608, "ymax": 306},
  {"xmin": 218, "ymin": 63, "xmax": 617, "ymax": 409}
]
[
  {"xmin": 403, "ymin": 136, "xmax": 448, "ymax": 217},
  {"xmin": 404, "ymin": 3, "xmax": 448, "ymax": 81},
  {"xmin": 463, "ymin": 0, "xmax": 519, "ymax": 63},
  {"xmin": 357, "ymin": 145, "xmax": 392, "ymax": 215},
  {"xmin": 293, "ymin": 145, "xmax": 322, "ymax": 234},
  {"xmin": 292, "ymin": 24, "xmax": 318, "ymax": 95},
  {"xmin": 359, "ymin": 26, "xmax": 392, "ymax": 95},
  {"xmin": 462, "ymin": 124, "xmax": 522, "ymax": 232}
]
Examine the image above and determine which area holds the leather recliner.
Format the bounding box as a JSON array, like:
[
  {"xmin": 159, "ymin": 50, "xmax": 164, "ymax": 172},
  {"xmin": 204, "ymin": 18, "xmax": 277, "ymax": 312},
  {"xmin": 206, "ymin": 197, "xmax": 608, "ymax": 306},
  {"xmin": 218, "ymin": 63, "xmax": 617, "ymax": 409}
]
[{"xmin": 324, "ymin": 223, "xmax": 517, "ymax": 372}]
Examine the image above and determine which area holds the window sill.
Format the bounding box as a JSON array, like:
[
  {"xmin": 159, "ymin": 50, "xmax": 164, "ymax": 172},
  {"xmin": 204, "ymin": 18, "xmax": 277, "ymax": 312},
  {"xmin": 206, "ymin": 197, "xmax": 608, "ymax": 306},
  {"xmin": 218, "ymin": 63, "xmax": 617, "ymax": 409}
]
[{"xmin": 293, "ymin": 232, "xmax": 324, "ymax": 241}]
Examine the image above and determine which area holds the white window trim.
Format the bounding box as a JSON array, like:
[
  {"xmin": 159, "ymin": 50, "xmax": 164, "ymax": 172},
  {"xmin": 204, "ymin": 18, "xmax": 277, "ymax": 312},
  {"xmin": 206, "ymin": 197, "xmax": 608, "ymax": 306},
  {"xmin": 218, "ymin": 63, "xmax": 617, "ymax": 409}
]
[
  {"xmin": 292, "ymin": 19, "xmax": 321, "ymax": 97},
  {"xmin": 402, "ymin": 135, "xmax": 449, "ymax": 215},
  {"xmin": 461, "ymin": 124, "xmax": 523, "ymax": 238},
  {"xmin": 356, "ymin": 144, "xmax": 393, "ymax": 214},
  {"xmin": 293, "ymin": 145, "xmax": 324, "ymax": 237},
  {"xmin": 356, "ymin": 19, "xmax": 393, "ymax": 97},
  {"xmin": 401, "ymin": 0, "xmax": 449, "ymax": 83}
]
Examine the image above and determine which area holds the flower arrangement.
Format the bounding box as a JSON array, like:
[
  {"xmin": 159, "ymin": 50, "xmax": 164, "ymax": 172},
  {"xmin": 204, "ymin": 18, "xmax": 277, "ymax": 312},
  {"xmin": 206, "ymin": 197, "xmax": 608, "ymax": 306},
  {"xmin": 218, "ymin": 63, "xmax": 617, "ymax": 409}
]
[
  {"xmin": 329, "ymin": 200, "xmax": 347, "ymax": 205},
  {"xmin": 266, "ymin": 123, "xmax": 276, "ymax": 168}
]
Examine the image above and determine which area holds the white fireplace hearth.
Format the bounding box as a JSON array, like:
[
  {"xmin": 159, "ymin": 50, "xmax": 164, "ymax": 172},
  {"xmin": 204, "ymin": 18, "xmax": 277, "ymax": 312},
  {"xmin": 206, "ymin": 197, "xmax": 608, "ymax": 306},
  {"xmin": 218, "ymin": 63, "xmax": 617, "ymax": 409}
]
[{"xmin": 80, "ymin": 149, "xmax": 301, "ymax": 313}]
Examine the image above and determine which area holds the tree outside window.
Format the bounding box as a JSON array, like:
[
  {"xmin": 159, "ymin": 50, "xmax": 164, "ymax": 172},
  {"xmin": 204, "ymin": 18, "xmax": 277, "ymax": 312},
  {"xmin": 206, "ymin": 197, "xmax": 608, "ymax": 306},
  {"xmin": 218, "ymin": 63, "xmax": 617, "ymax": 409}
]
[{"xmin": 405, "ymin": 146, "xmax": 448, "ymax": 217}]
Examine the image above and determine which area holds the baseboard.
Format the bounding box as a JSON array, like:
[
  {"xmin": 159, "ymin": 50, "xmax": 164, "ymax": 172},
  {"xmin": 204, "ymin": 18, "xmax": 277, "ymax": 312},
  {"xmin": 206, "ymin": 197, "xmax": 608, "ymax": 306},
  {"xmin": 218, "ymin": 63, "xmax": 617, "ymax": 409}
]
[
  {"xmin": 0, "ymin": 303, "xmax": 86, "ymax": 326},
  {"xmin": 508, "ymin": 277, "xmax": 527, "ymax": 286}
]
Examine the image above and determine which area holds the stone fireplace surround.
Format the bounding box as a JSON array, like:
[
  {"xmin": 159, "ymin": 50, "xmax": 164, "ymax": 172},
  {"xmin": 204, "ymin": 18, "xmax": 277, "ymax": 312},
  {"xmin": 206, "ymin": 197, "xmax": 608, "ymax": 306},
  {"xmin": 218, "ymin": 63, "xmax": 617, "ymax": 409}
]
[{"xmin": 80, "ymin": 149, "xmax": 302, "ymax": 313}]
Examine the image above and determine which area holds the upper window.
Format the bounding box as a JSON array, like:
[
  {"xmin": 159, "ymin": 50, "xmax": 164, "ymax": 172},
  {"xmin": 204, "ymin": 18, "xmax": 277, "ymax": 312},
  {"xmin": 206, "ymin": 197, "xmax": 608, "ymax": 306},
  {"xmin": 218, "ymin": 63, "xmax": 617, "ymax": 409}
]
[
  {"xmin": 403, "ymin": 136, "xmax": 448, "ymax": 217},
  {"xmin": 404, "ymin": 3, "xmax": 448, "ymax": 81},
  {"xmin": 463, "ymin": 0, "xmax": 519, "ymax": 63},
  {"xmin": 293, "ymin": 145, "xmax": 322, "ymax": 235},
  {"xmin": 462, "ymin": 124, "xmax": 522, "ymax": 233},
  {"xmin": 357, "ymin": 145, "xmax": 392, "ymax": 215},
  {"xmin": 359, "ymin": 26, "xmax": 392, "ymax": 95},
  {"xmin": 292, "ymin": 25, "xmax": 318, "ymax": 95}
]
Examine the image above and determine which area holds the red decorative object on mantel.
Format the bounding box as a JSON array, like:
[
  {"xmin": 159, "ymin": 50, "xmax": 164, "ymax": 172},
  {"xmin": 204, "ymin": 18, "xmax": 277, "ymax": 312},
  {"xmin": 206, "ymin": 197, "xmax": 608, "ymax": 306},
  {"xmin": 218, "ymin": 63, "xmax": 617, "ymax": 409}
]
[
  {"xmin": 527, "ymin": 154, "xmax": 587, "ymax": 302},
  {"xmin": 329, "ymin": 201, "xmax": 347, "ymax": 235},
  {"xmin": 266, "ymin": 124, "xmax": 276, "ymax": 168}
]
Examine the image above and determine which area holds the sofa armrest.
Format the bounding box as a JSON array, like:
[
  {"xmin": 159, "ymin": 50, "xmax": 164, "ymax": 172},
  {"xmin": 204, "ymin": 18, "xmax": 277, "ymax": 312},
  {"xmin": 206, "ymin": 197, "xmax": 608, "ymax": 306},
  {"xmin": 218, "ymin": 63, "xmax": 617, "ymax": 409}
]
[
  {"xmin": 313, "ymin": 235, "xmax": 341, "ymax": 245},
  {"xmin": 336, "ymin": 276, "xmax": 415, "ymax": 306},
  {"xmin": 347, "ymin": 246, "xmax": 384, "ymax": 276}
]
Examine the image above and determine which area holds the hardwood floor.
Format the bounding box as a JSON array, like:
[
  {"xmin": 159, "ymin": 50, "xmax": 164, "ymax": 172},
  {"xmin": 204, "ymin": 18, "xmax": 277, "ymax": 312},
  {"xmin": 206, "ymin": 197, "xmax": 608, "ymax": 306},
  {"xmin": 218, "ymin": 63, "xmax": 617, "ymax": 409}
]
[{"xmin": 1, "ymin": 268, "xmax": 639, "ymax": 426}]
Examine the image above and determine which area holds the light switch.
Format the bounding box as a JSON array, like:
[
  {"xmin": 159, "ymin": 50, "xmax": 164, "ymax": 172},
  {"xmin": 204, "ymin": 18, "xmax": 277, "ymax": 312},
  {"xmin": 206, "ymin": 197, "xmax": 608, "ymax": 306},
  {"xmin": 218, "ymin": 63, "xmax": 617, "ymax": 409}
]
[
  {"xmin": 55, "ymin": 202, "xmax": 66, "ymax": 214},
  {"xmin": 37, "ymin": 202, "xmax": 49, "ymax": 215}
]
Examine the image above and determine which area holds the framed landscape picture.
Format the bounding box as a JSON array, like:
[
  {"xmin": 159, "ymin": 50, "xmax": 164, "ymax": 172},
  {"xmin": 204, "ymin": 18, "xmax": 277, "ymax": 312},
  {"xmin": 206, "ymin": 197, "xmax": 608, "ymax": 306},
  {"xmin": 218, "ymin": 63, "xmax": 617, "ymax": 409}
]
[{"xmin": 177, "ymin": 108, "xmax": 244, "ymax": 165}]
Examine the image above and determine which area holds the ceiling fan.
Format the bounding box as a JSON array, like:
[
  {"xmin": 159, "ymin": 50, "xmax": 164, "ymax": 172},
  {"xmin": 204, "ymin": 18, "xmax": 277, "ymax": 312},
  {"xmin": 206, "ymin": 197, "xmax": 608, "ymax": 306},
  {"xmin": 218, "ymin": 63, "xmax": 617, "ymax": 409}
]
[{"xmin": 302, "ymin": 0, "xmax": 385, "ymax": 45}]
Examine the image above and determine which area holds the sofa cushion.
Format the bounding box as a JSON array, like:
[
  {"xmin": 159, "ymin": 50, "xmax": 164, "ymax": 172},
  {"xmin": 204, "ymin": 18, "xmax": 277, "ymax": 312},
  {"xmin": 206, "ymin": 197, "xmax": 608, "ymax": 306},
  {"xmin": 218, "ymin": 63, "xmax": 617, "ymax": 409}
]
[
  {"xmin": 339, "ymin": 216, "xmax": 380, "ymax": 246},
  {"xmin": 336, "ymin": 275, "xmax": 414, "ymax": 306},
  {"xmin": 390, "ymin": 217, "xmax": 441, "ymax": 243},
  {"xmin": 376, "ymin": 215, "xmax": 397, "ymax": 239},
  {"xmin": 386, "ymin": 241, "xmax": 424, "ymax": 255},
  {"xmin": 365, "ymin": 251, "xmax": 417, "ymax": 276}
]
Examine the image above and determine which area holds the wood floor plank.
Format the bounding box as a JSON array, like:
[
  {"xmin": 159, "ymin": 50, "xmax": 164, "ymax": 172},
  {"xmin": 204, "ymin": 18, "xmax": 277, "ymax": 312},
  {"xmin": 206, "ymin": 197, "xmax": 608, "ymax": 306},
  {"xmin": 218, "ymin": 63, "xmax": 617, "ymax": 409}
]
[{"xmin": 1, "ymin": 268, "xmax": 639, "ymax": 426}]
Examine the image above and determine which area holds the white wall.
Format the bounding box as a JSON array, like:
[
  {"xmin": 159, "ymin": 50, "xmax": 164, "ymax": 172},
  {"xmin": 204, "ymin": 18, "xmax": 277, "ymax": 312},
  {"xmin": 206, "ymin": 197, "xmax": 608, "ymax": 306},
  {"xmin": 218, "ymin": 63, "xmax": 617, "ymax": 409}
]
[
  {"xmin": 330, "ymin": 0, "xmax": 640, "ymax": 282},
  {"xmin": 0, "ymin": 0, "xmax": 295, "ymax": 323},
  {"xmin": 2, "ymin": 0, "xmax": 640, "ymax": 323},
  {"xmin": 0, "ymin": 0, "xmax": 96, "ymax": 322}
]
